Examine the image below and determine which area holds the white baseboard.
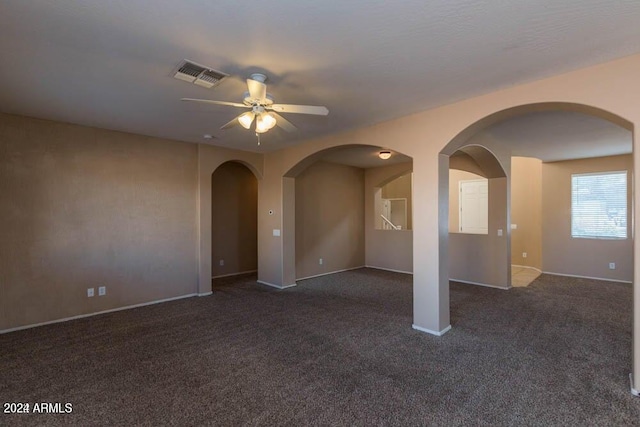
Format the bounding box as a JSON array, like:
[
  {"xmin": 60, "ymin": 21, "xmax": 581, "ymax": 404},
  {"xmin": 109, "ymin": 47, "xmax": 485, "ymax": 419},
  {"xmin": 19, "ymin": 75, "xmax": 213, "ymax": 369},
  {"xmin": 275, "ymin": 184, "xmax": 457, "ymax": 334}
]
[
  {"xmin": 412, "ymin": 324, "xmax": 452, "ymax": 336},
  {"xmin": 296, "ymin": 266, "xmax": 365, "ymax": 281},
  {"xmin": 512, "ymin": 264, "xmax": 542, "ymax": 273},
  {"xmin": 542, "ymin": 271, "xmax": 632, "ymax": 284},
  {"xmin": 212, "ymin": 270, "xmax": 257, "ymax": 279},
  {"xmin": 0, "ymin": 293, "xmax": 198, "ymax": 335},
  {"xmin": 256, "ymin": 280, "xmax": 297, "ymax": 290},
  {"xmin": 365, "ymin": 265, "xmax": 413, "ymax": 275},
  {"xmin": 450, "ymin": 278, "xmax": 509, "ymax": 290},
  {"xmin": 198, "ymin": 291, "xmax": 212, "ymax": 297},
  {"xmin": 632, "ymin": 374, "xmax": 640, "ymax": 397}
]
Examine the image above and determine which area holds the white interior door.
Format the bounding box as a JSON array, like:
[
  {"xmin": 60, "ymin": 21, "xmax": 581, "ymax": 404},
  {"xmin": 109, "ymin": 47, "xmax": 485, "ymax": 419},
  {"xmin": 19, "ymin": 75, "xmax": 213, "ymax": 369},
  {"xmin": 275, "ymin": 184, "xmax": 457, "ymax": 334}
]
[{"xmin": 459, "ymin": 179, "xmax": 488, "ymax": 234}]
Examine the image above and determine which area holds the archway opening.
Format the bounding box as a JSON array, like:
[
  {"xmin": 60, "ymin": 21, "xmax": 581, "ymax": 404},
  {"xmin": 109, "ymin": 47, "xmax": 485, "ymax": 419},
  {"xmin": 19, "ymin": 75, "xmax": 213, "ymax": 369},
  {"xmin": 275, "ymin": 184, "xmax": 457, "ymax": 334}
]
[
  {"xmin": 211, "ymin": 161, "xmax": 258, "ymax": 284},
  {"xmin": 283, "ymin": 144, "xmax": 413, "ymax": 283},
  {"xmin": 438, "ymin": 102, "xmax": 634, "ymax": 392},
  {"xmin": 440, "ymin": 103, "xmax": 633, "ymax": 298}
]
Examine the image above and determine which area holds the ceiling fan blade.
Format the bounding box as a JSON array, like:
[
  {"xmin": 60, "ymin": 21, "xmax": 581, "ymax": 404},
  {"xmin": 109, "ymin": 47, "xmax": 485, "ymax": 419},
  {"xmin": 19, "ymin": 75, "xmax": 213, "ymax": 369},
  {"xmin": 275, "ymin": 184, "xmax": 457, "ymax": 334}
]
[
  {"xmin": 181, "ymin": 98, "xmax": 247, "ymax": 108},
  {"xmin": 246, "ymin": 79, "xmax": 267, "ymax": 102},
  {"xmin": 271, "ymin": 112, "xmax": 297, "ymax": 132},
  {"xmin": 268, "ymin": 104, "xmax": 329, "ymax": 116},
  {"xmin": 220, "ymin": 114, "xmax": 243, "ymax": 130}
]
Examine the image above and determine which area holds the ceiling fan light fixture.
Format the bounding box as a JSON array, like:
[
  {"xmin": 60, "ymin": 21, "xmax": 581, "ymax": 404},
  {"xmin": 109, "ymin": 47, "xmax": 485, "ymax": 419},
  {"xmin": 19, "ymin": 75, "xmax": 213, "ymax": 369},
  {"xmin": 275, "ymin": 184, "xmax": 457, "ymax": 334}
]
[
  {"xmin": 379, "ymin": 150, "xmax": 392, "ymax": 160},
  {"xmin": 238, "ymin": 111, "xmax": 255, "ymax": 129},
  {"xmin": 181, "ymin": 72, "xmax": 329, "ymax": 139},
  {"xmin": 256, "ymin": 112, "xmax": 277, "ymax": 133}
]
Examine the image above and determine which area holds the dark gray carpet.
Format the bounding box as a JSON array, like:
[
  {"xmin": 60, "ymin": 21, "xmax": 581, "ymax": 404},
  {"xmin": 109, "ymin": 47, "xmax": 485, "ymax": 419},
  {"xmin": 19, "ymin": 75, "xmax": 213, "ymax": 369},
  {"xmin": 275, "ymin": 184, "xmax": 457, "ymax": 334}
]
[{"xmin": 1, "ymin": 268, "xmax": 638, "ymax": 426}]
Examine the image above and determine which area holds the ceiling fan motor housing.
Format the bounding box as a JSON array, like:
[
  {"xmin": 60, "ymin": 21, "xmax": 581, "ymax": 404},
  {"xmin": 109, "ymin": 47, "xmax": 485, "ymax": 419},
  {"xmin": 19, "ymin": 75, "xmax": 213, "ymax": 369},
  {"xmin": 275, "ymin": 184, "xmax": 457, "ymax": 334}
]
[
  {"xmin": 244, "ymin": 92, "xmax": 274, "ymax": 106},
  {"xmin": 249, "ymin": 73, "xmax": 267, "ymax": 83},
  {"xmin": 181, "ymin": 72, "xmax": 328, "ymax": 136}
]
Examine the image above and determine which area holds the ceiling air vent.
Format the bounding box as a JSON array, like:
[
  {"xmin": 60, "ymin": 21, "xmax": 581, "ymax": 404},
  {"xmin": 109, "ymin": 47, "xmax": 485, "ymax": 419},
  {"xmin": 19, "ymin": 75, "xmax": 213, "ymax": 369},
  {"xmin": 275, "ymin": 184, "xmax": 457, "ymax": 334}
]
[{"xmin": 173, "ymin": 60, "xmax": 228, "ymax": 89}]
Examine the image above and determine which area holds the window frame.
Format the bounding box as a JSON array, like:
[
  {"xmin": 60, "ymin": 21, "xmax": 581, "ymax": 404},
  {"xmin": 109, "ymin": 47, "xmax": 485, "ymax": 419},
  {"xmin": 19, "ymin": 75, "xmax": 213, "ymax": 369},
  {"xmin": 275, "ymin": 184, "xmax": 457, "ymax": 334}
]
[{"xmin": 570, "ymin": 170, "xmax": 627, "ymax": 240}]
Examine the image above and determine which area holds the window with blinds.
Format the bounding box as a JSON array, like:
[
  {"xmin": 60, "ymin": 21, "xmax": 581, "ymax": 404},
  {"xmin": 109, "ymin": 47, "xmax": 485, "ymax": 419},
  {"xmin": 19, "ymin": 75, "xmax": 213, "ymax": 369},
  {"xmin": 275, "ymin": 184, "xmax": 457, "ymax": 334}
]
[{"xmin": 571, "ymin": 171, "xmax": 627, "ymax": 239}]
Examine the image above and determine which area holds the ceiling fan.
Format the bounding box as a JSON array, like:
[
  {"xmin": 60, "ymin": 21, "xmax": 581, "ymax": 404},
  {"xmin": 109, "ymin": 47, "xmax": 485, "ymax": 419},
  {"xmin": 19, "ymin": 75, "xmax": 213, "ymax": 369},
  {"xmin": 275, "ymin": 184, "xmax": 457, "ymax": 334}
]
[{"xmin": 181, "ymin": 73, "xmax": 329, "ymax": 134}]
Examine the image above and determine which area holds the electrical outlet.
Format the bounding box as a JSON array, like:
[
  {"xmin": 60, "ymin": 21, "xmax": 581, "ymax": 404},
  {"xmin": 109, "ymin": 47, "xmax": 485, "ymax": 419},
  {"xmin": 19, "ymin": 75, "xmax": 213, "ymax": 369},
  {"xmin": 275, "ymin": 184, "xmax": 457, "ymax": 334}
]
[
  {"xmin": 87, "ymin": 288, "xmax": 94, "ymax": 297},
  {"xmin": 219, "ymin": 259, "xmax": 224, "ymax": 266},
  {"xmin": 609, "ymin": 262, "xmax": 616, "ymax": 270},
  {"xmin": 319, "ymin": 258, "xmax": 323, "ymax": 265},
  {"xmin": 497, "ymin": 229, "xmax": 503, "ymax": 236},
  {"xmin": 522, "ymin": 252, "xmax": 527, "ymax": 258},
  {"xmin": 98, "ymin": 286, "xmax": 106, "ymax": 296}
]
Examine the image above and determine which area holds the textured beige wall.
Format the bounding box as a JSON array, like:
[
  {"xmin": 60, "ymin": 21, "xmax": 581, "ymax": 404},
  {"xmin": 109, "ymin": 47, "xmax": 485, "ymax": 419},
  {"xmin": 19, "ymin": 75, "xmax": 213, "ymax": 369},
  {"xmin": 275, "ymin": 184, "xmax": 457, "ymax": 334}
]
[
  {"xmin": 542, "ymin": 154, "xmax": 633, "ymax": 282},
  {"xmin": 381, "ymin": 171, "xmax": 412, "ymax": 229},
  {"xmin": 511, "ymin": 157, "xmax": 542, "ymax": 269},
  {"xmin": 448, "ymin": 169, "xmax": 484, "ymax": 233},
  {"xmin": 0, "ymin": 113, "xmax": 198, "ymax": 330},
  {"xmin": 295, "ymin": 161, "xmax": 365, "ymax": 279},
  {"xmin": 211, "ymin": 162, "xmax": 258, "ymax": 277},
  {"xmin": 448, "ymin": 176, "xmax": 509, "ymax": 288},
  {"xmin": 365, "ymin": 162, "xmax": 413, "ymax": 273}
]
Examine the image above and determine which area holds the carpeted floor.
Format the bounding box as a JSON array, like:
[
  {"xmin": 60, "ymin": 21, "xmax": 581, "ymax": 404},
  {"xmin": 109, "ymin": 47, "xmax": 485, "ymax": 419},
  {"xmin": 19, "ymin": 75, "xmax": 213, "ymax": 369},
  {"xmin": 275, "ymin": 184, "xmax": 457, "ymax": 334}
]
[{"xmin": 1, "ymin": 268, "xmax": 638, "ymax": 426}]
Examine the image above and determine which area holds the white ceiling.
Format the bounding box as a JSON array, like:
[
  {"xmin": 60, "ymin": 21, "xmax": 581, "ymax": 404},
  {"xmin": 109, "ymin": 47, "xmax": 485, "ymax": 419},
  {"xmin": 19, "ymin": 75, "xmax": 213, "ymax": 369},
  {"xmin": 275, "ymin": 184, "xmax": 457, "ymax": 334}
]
[{"xmin": 1, "ymin": 1, "xmax": 640, "ymax": 154}]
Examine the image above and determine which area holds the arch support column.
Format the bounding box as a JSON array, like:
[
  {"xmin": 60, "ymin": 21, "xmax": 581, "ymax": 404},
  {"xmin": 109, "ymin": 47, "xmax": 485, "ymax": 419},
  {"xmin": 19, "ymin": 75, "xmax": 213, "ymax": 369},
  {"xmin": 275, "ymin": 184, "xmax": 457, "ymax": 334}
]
[
  {"xmin": 412, "ymin": 154, "xmax": 451, "ymax": 335},
  {"xmin": 633, "ymin": 127, "xmax": 640, "ymax": 396},
  {"xmin": 256, "ymin": 155, "xmax": 294, "ymax": 289},
  {"xmin": 282, "ymin": 177, "xmax": 296, "ymax": 287}
]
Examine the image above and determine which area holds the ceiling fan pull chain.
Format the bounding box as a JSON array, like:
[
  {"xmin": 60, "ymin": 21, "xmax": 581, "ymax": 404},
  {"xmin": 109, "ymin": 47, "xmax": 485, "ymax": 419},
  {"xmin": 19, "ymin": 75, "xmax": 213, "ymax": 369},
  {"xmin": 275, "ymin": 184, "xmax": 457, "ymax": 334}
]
[{"xmin": 256, "ymin": 132, "xmax": 261, "ymax": 146}]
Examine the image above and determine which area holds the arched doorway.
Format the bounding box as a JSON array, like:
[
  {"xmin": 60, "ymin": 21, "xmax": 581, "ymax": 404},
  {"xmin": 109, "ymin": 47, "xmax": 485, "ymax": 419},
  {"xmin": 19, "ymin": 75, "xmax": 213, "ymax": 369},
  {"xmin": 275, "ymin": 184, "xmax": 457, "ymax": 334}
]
[
  {"xmin": 440, "ymin": 102, "xmax": 634, "ymax": 293},
  {"xmin": 281, "ymin": 145, "xmax": 413, "ymax": 285},
  {"xmin": 196, "ymin": 146, "xmax": 262, "ymax": 296},
  {"xmin": 211, "ymin": 161, "xmax": 258, "ymax": 281},
  {"xmin": 438, "ymin": 102, "xmax": 636, "ymax": 394}
]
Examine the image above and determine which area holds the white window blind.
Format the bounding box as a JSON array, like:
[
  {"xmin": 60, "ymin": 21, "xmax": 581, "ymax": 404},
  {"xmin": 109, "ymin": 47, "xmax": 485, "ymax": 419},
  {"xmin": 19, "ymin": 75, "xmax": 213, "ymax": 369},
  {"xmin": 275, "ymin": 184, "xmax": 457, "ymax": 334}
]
[{"xmin": 571, "ymin": 171, "xmax": 627, "ymax": 239}]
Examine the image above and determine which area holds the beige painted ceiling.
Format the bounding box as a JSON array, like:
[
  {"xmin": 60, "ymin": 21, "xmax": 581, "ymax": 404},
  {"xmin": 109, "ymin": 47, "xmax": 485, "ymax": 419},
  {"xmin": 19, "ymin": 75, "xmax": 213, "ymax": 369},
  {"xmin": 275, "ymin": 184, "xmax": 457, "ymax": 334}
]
[
  {"xmin": 469, "ymin": 111, "xmax": 633, "ymax": 162},
  {"xmin": 321, "ymin": 146, "xmax": 412, "ymax": 169},
  {"xmin": 1, "ymin": 1, "xmax": 639, "ymax": 154}
]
